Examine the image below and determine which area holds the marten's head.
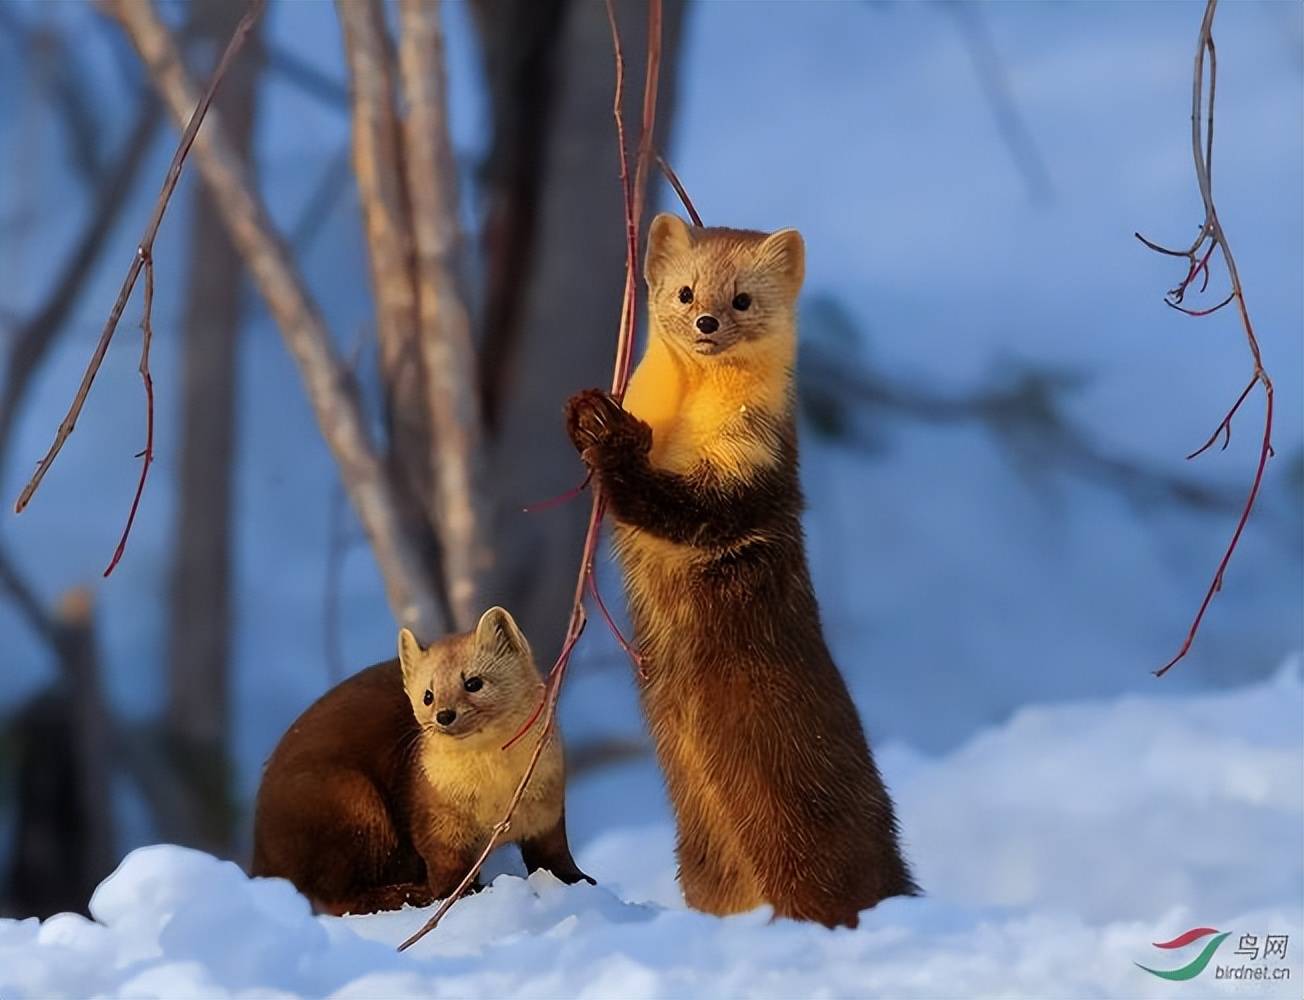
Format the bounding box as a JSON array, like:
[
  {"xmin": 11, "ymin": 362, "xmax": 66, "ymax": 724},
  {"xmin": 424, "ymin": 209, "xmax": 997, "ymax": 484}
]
[
  {"xmin": 397, "ymin": 607, "xmax": 542, "ymax": 743},
  {"xmin": 644, "ymin": 213, "xmax": 805, "ymax": 360}
]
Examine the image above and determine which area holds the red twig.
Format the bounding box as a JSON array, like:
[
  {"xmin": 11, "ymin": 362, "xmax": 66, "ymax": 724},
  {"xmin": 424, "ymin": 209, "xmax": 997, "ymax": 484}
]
[
  {"xmin": 521, "ymin": 470, "xmax": 592, "ymax": 513},
  {"xmin": 1138, "ymin": 0, "xmax": 1274, "ymax": 678},
  {"xmin": 13, "ymin": 0, "xmax": 265, "ymax": 572},
  {"xmin": 1164, "ymin": 290, "xmax": 1234, "ymax": 317},
  {"xmin": 1185, "ymin": 376, "xmax": 1256, "ymax": 460},
  {"xmin": 499, "ymin": 616, "xmax": 588, "ymax": 752},
  {"xmin": 103, "ymin": 254, "xmax": 155, "ymax": 576},
  {"xmin": 655, "ymin": 153, "xmax": 703, "ymax": 227},
  {"xmin": 397, "ymin": 0, "xmax": 662, "ymax": 952},
  {"xmin": 587, "ymin": 564, "xmax": 645, "ymax": 679}
]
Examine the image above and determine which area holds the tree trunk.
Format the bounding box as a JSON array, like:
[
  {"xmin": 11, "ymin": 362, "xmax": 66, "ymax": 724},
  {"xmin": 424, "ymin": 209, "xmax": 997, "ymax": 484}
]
[{"xmin": 162, "ymin": 0, "xmax": 263, "ymax": 856}]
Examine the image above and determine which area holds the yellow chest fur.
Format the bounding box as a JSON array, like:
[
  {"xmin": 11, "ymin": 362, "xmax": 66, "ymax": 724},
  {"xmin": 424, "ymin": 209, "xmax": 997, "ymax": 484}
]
[
  {"xmin": 419, "ymin": 727, "xmax": 564, "ymax": 840},
  {"xmin": 615, "ymin": 325, "xmax": 796, "ymax": 650},
  {"xmin": 621, "ymin": 329, "xmax": 793, "ymax": 479}
]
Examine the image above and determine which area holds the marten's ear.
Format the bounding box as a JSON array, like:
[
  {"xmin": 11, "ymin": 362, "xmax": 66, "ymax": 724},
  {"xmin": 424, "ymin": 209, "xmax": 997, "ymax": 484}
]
[
  {"xmin": 645, "ymin": 212, "xmax": 692, "ymax": 286},
  {"xmin": 756, "ymin": 227, "xmax": 805, "ymax": 291},
  {"xmin": 476, "ymin": 606, "xmax": 530, "ymax": 660},
  {"xmin": 397, "ymin": 627, "xmax": 422, "ymax": 684}
]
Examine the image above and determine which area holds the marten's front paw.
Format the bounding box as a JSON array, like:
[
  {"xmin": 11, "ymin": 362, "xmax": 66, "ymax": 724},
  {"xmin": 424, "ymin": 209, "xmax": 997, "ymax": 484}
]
[{"xmin": 564, "ymin": 389, "xmax": 651, "ymax": 466}]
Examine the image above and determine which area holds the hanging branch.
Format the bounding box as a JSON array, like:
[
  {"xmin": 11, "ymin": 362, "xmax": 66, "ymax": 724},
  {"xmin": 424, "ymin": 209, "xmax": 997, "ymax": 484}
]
[
  {"xmin": 1135, "ymin": 0, "xmax": 1274, "ymax": 677},
  {"xmin": 103, "ymin": 256, "xmax": 155, "ymax": 576},
  {"xmin": 398, "ymin": 0, "xmax": 662, "ymax": 952},
  {"xmin": 0, "ymin": 96, "xmax": 162, "ymax": 474},
  {"xmin": 13, "ymin": 0, "xmax": 265, "ymax": 577}
]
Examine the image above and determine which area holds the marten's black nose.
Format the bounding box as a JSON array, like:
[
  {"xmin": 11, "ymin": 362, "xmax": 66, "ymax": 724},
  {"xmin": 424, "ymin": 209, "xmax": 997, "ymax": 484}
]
[
  {"xmin": 695, "ymin": 314, "xmax": 719, "ymax": 334},
  {"xmin": 435, "ymin": 708, "xmax": 457, "ymax": 726}
]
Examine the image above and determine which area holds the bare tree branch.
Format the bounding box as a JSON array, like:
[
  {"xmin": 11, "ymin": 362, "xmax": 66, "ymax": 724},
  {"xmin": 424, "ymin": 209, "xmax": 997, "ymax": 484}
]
[
  {"xmin": 335, "ymin": 0, "xmax": 424, "ymax": 479},
  {"xmin": 0, "ymin": 97, "xmax": 162, "ymax": 476},
  {"xmin": 102, "ymin": 254, "xmax": 155, "ymax": 577},
  {"xmin": 655, "ymin": 152, "xmax": 702, "ymax": 227},
  {"xmin": 398, "ymin": 0, "xmax": 489, "ymax": 630},
  {"xmin": 1136, "ymin": 0, "xmax": 1274, "ymax": 677},
  {"xmin": 110, "ymin": 0, "xmax": 445, "ymax": 639},
  {"xmin": 13, "ymin": 0, "xmax": 262, "ymax": 523},
  {"xmin": 334, "ymin": 0, "xmax": 457, "ymax": 632}
]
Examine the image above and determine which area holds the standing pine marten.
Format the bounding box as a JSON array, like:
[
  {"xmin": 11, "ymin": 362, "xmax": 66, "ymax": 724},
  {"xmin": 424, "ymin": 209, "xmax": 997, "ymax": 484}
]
[
  {"xmin": 251, "ymin": 607, "xmax": 591, "ymax": 915},
  {"xmin": 565, "ymin": 213, "xmax": 916, "ymax": 928}
]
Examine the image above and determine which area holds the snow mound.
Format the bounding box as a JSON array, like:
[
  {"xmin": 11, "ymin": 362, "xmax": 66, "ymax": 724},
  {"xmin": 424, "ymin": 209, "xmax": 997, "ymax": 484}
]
[{"xmin": 2, "ymin": 666, "xmax": 1300, "ymax": 999}]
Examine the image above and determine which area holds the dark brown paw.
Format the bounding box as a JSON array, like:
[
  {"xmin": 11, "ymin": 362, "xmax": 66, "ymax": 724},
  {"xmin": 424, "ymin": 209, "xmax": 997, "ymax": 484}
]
[
  {"xmin": 564, "ymin": 389, "xmax": 651, "ymax": 466},
  {"xmin": 547, "ymin": 864, "xmax": 596, "ymax": 887}
]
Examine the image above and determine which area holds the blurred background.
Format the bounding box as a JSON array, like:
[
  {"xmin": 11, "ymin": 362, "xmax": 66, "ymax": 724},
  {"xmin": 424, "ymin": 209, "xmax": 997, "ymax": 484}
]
[{"xmin": 0, "ymin": 0, "xmax": 1299, "ymax": 920}]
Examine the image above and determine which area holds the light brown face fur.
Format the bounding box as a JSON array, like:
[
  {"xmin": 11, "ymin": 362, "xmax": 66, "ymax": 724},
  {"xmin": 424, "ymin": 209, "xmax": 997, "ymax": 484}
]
[
  {"xmin": 397, "ymin": 607, "xmax": 542, "ymax": 746},
  {"xmin": 644, "ymin": 213, "xmax": 804, "ymax": 360}
]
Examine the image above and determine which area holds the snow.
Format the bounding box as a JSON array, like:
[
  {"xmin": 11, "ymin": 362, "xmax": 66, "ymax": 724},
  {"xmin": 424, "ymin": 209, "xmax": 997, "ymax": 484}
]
[{"xmin": 3, "ymin": 663, "xmax": 1300, "ymax": 999}]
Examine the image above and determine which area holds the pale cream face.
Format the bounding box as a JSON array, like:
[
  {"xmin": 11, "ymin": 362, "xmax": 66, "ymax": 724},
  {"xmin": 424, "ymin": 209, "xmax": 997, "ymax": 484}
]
[
  {"xmin": 397, "ymin": 607, "xmax": 542, "ymax": 744},
  {"xmin": 644, "ymin": 213, "xmax": 805, "ymax": 359}
]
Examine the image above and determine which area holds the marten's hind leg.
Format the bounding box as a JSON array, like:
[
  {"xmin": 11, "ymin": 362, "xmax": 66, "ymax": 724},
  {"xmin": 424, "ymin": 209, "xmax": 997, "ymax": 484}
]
[
  {"xmin": 667, "ymin": 773, "xmax": 763, "ymax": 915},
  {"xmin": 253, "ymin": 768, "xmax": 418, "ymax": 909}
]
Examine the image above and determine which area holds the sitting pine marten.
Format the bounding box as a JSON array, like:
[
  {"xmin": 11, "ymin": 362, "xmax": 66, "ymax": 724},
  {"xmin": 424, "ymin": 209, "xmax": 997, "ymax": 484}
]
[
  {"xmin": 251, "ymin": 607, "xmax": 591, "ymax": 915},
  {"xmin": 565, "ymin": 213, "xmax": 916, "ymax": 928}
]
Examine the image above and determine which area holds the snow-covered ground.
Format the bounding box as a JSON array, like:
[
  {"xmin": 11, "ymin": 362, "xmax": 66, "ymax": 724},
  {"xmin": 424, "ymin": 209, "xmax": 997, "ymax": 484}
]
[{"xmin": 4, "ymin": 663, "xmax": 1300, "ymax": 999}]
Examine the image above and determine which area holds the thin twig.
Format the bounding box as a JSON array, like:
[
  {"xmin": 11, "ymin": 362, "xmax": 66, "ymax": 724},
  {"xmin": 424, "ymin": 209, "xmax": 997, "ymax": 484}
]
[
  {"xmin": 606, "ymin": 0, "xmax": 638, "ymax": 398},
  {"xmin": 0, "ymin": 97, "xmax": 161, "ymax": 474},
  {"xmin": 521, "ymin": 470, "xmax": 592, "ymax": 513},
  {"xmin": 396, "ymin": 0, "xmax": 662, "ymax": 952},
  {"xmin": 655, "ymin": 153, "xmax": 703, "ymax": 227},
  {"xmin": 1185, "ymin": 376, "xmax": 1257, "ymax": 460},
  {"xmin": 1136, "ymin": 0, "xmax": 1274, "ymax": 677},
  {"xmin": 499, "ymin": 617, "xmax": 588, "ymax": 753},
  {"xmin": 588, "ymin": 567, "xmax": 645, "ymax": 678},
  {"xmin": 13, "ymin": 0, "xmax": 265, "ymax": 537},
  {"xmin": 400, "ymin": 507, "xmax": 599, "ymax": 952},
  {"xmin": 630, "ymin": 0, "xmax": 661, "ymax": 229},
  {"xmin": 103, "ymin": 254, "xmax": 155, "ymax": 576},
  {"xmin": 1164, "ymin": 289, "xmax": 1233, "ymax": 318}
]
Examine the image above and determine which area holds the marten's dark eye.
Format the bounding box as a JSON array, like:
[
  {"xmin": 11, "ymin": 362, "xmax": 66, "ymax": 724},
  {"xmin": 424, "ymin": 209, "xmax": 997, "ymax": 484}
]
[
  {"xmin": 732, "ymin": 292, "xmax": 751, "ymax": 311},
  {"xmin": 463, "ymin": 676, "xmax": 483, "ymax": 693},
  {"xmin": 423, "ymin": 689, "xmax": 433, "ymax": 706},
  {"xmin": 678, "ymin": 286, "xmax": 694, "ymax": 304}
]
